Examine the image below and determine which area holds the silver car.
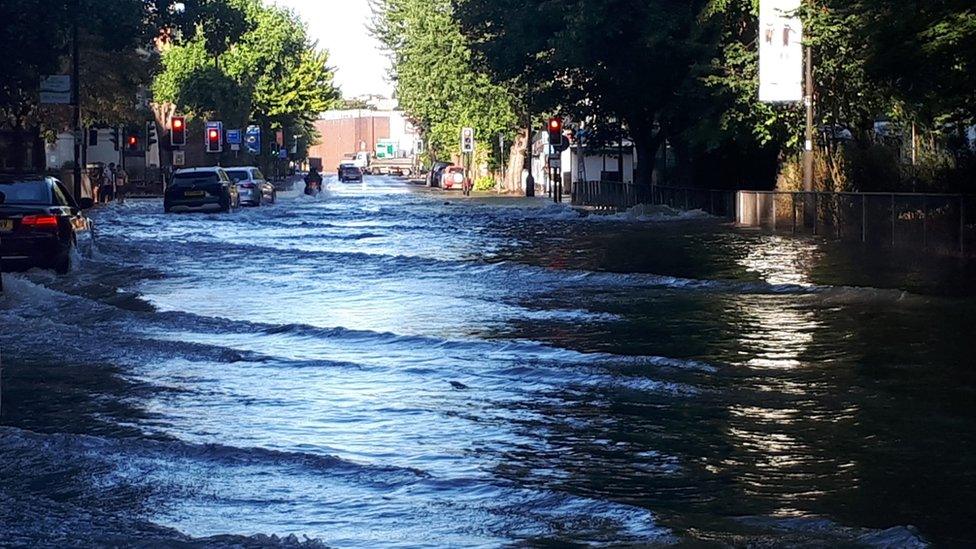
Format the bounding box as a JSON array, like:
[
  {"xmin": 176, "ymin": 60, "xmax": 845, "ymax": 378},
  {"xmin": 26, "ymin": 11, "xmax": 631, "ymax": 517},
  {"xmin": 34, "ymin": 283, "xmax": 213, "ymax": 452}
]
[{"xmin": 226, "ymin": 167, "xmax": 276, "ymax": 207}]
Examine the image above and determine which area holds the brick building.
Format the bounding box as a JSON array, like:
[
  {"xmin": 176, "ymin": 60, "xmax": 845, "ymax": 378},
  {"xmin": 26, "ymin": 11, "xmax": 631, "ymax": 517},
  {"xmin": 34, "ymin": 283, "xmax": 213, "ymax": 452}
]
[{"xmin": 308, "ymin": 109, "xmax": 419, "ymax": 173}]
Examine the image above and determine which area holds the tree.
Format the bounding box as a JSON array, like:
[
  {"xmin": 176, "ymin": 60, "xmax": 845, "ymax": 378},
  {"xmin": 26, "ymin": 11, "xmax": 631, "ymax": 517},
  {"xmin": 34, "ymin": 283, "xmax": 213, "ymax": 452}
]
[
  {"xmin": 372, "ymin": 0, "xmax": 518, "ymax": 177},
  {"xmin": 151, "ymin": 0, "xmax": 340, "ymax": 164},
  {"xmin": 456, "ymin": 0, "xmax": 725, "ymax": 187}
]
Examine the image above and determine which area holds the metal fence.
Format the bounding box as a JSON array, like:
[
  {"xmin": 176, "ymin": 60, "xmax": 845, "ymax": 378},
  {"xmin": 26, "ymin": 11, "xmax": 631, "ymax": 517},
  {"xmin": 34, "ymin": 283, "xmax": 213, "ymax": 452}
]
[
  {"xmin": 738, "ymin": 191, "xmax": 974, "ymax": 255},
  {"xmin": 571, "ymin": 181, "xmax": 737, "ymax": 218},
  {"xmin": 570, "ymin": 181, "xmax": 975, "ymax": 255}
]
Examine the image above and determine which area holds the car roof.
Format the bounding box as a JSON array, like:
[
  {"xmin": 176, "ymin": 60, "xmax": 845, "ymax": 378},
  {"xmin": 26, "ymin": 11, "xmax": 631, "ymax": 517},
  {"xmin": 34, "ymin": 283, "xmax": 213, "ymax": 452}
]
[
  {"xmin": 174, "ymin": 167, "xmax": 226, "ymax": 174},
  {"xmin": 225, "ymin": 166, "xmax": 258, "ymax": 171},
  {"xmin": 0, "ymin": 174, "xmax": 52, "ymax": 184}
]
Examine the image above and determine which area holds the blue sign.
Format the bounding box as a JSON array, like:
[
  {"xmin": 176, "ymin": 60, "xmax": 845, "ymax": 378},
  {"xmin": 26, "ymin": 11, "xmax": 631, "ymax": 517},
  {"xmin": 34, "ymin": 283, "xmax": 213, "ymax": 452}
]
[
  {"xmin": 244, "ymin": 125, "xmax": 261, "ymax": 155},
  {"xmin": 226, "ymin": 129, "xmax": 242, "ymax": 145},
  {"xmin": 278, "ymin": 149, "xmax": 288, "ymax": 160}
]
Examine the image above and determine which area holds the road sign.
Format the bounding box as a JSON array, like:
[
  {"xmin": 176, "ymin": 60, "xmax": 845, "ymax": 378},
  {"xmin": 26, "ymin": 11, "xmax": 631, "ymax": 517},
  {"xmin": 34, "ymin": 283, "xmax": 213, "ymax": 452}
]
[
  {"xmin": 226, "ymin": 129, "xmax": 242, "ymax": 145},
  {"xmin": 40, "ymin": 75, "xmax": 71, "ymax": 104},
  {"xmin": 245, "ymin": 125, "xmax": 261, "ymax": 155},
  {"xmin": 461, "ymin": 127, "xmax": 475, "ymax": 153},
  {"xmin": 550, "ymin": 158, "xmax": 561, "ymax": 170},
  {"xmin": 173, "ymin": 150, "xmax": 186, "ymax": 166}
]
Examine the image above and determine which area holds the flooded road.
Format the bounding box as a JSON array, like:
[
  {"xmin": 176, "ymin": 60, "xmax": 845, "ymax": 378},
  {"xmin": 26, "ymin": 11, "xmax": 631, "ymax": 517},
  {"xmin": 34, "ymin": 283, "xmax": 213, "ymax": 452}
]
[{"xmin": 2, "ymin": 177, "xmax": 974, "ymax": 547}]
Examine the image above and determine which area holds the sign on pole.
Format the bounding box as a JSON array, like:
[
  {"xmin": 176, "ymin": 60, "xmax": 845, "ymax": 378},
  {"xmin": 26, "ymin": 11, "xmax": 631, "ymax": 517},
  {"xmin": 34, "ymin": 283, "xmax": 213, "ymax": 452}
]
[
  {"xmin": 40, "ymin": 76, "xmax": 72, "ymax": 104},
  {"xmin": 173, "ymin": 150, "xmax": 186, "ymax": 167},
  {"xmin": 759, "ymin": 0, "xmax": 803, "ymax": 103},
  {"xmin": 245, "ymin": 125, "xmax": 261, "ymax": 155}
]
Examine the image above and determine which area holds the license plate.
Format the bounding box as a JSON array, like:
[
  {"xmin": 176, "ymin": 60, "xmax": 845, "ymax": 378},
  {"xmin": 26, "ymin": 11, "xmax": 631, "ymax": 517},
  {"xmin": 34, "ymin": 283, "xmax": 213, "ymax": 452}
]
[
  {"xmin": 0, "ymin": 219, "xmax": 13, "ymax": 232},
  {"xmin": 184, "ymin": 191, "xmax": 206, "ymax": 198}
]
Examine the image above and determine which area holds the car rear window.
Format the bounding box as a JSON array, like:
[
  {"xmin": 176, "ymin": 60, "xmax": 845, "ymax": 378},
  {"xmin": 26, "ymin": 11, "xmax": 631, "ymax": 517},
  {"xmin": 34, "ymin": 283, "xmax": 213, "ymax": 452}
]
[
  {"xmin": 0, "ymin": 181, "xmax": 52, "ymax": 204},
  {"xmin": 171, "ymin": 172, "xmax": 219, "ymax": 187},
  {"xmin": 342, "ymin": 167, "xmax": 361, "ymax": 175},
  {"xmin": 225, "ymin": 170, "xmax": 249, "ymax": 182}
]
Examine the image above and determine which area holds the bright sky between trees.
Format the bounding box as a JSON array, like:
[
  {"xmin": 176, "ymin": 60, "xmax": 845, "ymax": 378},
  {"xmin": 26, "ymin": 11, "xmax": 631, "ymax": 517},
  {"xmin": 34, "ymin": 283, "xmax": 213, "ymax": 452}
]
[{"xmin": 270, "ymin": 0, "xmax": 393, "ymax": 99}]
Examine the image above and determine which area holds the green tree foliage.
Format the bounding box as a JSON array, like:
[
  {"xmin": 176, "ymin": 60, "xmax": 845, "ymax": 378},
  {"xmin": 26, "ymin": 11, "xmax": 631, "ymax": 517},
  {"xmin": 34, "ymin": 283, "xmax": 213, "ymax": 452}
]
[
  {"xmin": 372, "ymin": 0, "xmax": 518, "ymax": 167},
  {"xmin": 844, "ymin": 0, "xmax": 975, "ymax": 125},
  {"xmin": 456, "ymin": 0, "xmax": 725, "ymax": 186},
  {"xmin": 0, "ymin": 0, "xmax": 151, "ymax": 129},
  {"xmin": 152, "ymin": 0, "xmax": 340, "ymax": 158}
]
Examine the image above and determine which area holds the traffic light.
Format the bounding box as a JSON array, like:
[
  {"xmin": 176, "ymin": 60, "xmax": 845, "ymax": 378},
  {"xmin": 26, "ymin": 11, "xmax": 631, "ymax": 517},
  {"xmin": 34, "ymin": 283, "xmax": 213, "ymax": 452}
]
[
  {"xmin": 109, "ymin": 128, "xmax": 120, "ymax": 150},
  {"xmin": 87, "ymin": 128, "xmax": 98, "ymax": 147},
  {"xmin": 205, "ymin": 122, "xmax": 223, "ymax": 153},
  {"xmin": 170, "ymin": 116, "xmax": 186, "ymax": 147},
  {"xmin": 126, "ymin": 133, "xmax": 139, "ymax": 151},
  {"xmin": 548, "ymin": 118, "xmax": 570, "ymax": 152},
  {"xmin": 147, "ymin": 121, "xmax": 158, "ymax": 147},
  {"xmin": 461, "ymin": 127, "xmax": 475, "ymax": 153},
  {"xmin": 547, "ymin": 118, "xmax": 563, "ymax": 144}
]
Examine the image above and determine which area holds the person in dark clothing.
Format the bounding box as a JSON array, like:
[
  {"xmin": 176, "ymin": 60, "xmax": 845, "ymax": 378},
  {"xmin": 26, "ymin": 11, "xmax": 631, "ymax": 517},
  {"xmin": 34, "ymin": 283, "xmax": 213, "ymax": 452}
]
[{"xmin": 304, "ymin": 168, "xmax": 323, "ymax": 196}]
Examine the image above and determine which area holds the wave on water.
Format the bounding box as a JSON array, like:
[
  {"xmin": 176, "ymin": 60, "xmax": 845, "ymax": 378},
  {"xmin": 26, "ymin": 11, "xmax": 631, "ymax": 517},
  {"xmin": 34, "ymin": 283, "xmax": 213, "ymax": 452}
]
[{"xmin": 734, "ymin": 516, "xmax": 929, "ymax": 548}]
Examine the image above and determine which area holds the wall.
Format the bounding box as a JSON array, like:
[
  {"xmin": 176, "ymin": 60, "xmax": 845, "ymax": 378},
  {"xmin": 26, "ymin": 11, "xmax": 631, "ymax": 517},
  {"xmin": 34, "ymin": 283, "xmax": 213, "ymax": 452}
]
[{"xmin": 307, "ymin": 110, "xmax": 420, "ymax": 173}]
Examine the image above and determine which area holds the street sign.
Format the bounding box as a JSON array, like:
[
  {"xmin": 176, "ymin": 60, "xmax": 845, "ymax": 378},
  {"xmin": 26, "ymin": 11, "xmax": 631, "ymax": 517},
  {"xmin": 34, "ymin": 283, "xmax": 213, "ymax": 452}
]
[
  {"xmin": 278, "ymin": 149, "xmax": 288, "ymax": 159},
  {"xmin": 461, "ymin": 127, "xmax": 475, "ymax": 153},
  {"xmin": 226, "ymin": 129, "xmax": 242, "ymax": 145},
  {"xmin": 245, "ymin": 125, "xmax": 261, "ymax": 155},
  {"xmin": 40, "ymin": 75, "xmax": 71, "ymax": 104},
  {"xmin": 759, "ymin": 0, "xmax": 803, "ymax": 103},
  {"xmin": 173, "ymin": 150, "xmax": 186, "ymax": 166},
  {"xmin": 550, "ymin": 157, "xmax": 562, "ymax": 170}
]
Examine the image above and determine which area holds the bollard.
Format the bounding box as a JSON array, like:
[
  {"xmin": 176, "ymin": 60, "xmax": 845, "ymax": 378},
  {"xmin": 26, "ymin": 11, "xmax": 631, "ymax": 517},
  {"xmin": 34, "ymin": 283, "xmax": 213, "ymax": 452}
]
[{"xmin": 861, "ymin": 194, "xmax": 867, "ymax": 243}]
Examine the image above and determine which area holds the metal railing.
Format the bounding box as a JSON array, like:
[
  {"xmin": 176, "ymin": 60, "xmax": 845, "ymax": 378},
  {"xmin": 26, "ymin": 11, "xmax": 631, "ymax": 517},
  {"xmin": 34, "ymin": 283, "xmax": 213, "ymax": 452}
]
[
  {"xmin": 569, "ymin": 180, "xmax": 975, "ymax": 255},
  {"xmin": 738, "ymin": 191, "xmax": 974, "ymax": 255},
  {"xmin": 571, "ymin": 181, "xmax": 737, "ymax": 218}
]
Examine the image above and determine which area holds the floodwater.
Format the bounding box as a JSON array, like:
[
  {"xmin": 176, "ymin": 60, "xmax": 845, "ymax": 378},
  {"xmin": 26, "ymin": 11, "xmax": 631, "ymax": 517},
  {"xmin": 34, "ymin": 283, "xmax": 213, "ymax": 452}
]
[{"xmin": 2, "ymin": 177, "xmax": 974, "ymax": 547}]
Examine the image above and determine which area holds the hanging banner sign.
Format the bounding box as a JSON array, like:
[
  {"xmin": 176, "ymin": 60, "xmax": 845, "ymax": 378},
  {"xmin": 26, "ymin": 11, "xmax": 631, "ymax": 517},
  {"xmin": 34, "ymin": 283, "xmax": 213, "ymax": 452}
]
[{"xmin": 759, "ymin": 0, "xmax": 803, "ymax": 103}]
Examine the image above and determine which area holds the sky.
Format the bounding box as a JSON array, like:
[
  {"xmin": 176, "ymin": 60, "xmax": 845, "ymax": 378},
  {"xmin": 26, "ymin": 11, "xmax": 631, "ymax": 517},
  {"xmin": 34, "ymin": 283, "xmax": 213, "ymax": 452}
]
[{"xmin": 270, "ymin": 0, "xmax": 393, "ymax": 99}]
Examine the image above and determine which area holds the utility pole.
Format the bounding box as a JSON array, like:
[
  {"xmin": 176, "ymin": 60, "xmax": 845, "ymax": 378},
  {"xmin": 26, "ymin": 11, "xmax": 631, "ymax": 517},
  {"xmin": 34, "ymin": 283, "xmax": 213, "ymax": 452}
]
[
  {"xmin": 525, "ymin": 121, "xmax": 535, "ymax": 197},
  {"xmin": 803, "ymin": 42, "xmax": 814, "ymax": 192},
  {"xmin": 71, "ymin": 0, "xmax": 82, "ymax": 198}
]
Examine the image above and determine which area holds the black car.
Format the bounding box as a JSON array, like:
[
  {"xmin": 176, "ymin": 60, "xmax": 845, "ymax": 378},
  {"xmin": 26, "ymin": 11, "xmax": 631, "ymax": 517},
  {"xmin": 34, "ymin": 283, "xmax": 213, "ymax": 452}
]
[
  {"xmin": 0, "ymin": 175, "xmax": 95, "ymax": 274},
  {"xmin": 427, "ymin": 162, "xmax": 453, "ymax": 188},
  {"xmin": 164, "ymin": 167, "xmax": 240, "ymax": 213},
  {"xmin": 339, "ymin": 165, "xmax": 364, "ymax": 183}
]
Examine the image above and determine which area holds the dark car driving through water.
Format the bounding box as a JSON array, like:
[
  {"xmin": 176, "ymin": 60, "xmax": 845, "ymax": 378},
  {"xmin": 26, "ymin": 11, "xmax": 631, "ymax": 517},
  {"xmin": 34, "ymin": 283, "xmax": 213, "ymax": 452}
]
[
  {"xmin": 0, "ymin": 175, "xmax": 95, "ymax": 274},
  {"xmin": 164, "ymin": 167, "xmax": 240, "ymax": 213},
  {"xmin": 339, "ymin": 165, "xmax": 364, "ymax": 183}
]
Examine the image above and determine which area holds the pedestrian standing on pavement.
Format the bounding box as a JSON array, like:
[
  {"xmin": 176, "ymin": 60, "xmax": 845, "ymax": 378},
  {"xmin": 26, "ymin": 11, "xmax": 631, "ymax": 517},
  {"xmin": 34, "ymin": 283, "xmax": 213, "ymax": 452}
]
[
  {"xmin": 115, "ymin": 165, "xmax": 128, "ymax": 203},
  {"xmin": 85, "ymin": 165, "xmax": 101, "ymax": 203},
  {"xmin": 101, "ymin": 164, "xmax": 116, "ymax": 203}
]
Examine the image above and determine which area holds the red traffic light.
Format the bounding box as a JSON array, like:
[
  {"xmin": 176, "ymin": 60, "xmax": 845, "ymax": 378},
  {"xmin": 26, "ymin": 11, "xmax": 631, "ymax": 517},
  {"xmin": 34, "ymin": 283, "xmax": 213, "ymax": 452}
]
[
  {"xmin": 208, "ymin": 129, "xmax": 219, "ymax": 140},
  {"xmin": 127, "ymin": 135, "xmax": 139, "ymax": 150},
  {"xmin": 171, "ymin": 116, "xmax": 186, "ymax": 147},
  {"xmin": 549, "ymin": 118, "xmax": 562, "ymax": 132}
]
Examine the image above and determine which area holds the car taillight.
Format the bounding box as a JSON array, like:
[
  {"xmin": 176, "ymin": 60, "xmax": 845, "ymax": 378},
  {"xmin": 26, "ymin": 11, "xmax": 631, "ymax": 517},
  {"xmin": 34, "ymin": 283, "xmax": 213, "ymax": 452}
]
[{"xmin": 21, "ymin": 215, "xmax": 59, "ymax": 229}]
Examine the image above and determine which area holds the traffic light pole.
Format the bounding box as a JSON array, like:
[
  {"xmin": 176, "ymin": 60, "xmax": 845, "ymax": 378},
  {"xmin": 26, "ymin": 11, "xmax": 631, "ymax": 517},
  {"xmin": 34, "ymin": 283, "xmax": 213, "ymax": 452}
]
[
  {"xmin": 71, "ymin": 0, "xmax": 82, "ymax": 198},
  {"xmin": 525, "ymin": 120, "xmax": 535, "ymax": 198}
]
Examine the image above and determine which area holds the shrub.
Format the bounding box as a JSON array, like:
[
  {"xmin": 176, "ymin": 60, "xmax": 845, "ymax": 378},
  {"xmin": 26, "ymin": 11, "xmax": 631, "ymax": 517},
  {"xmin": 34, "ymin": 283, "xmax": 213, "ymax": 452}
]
[{"xmin": 474, "ymin": 175, "xmax": 496, "ymax": 191}]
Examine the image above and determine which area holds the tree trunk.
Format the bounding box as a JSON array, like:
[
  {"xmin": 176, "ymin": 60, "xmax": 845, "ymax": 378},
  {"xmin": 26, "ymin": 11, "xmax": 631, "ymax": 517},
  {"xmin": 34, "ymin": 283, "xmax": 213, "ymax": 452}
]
[
  {"xmin": 504, "ymin": 129, "xmax": 528, "ymax": 193},
  {"xmin": 633, "ymin": 131, "xmax": 663, "ymax": 188}
]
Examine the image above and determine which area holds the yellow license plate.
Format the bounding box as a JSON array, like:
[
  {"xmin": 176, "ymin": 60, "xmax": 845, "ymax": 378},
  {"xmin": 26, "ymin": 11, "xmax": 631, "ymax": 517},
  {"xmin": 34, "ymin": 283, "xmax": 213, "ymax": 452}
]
[
  {"xmin": 184, "ymin": 191, "xmax": 206, "ymax": 197},
  {"xmin": 0, "ymin": 219, "xmax": 13, "ymax": 232}
]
